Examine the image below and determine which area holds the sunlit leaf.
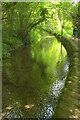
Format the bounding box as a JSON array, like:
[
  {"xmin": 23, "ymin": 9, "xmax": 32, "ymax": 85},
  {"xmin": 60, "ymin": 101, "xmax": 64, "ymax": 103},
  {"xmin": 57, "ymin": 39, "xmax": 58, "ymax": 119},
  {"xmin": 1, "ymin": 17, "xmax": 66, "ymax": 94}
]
[
  {"xmin": 68, "ymin": 81, "xmax": 72, "ymax": 84},
  {"xmin": 16, "ymin": 102, "xmax": 19, "ymax": 104},
  {"xmin": 2, "ymin": 113, "xmax": 5, "ymax": 116},
  {"xmin": 6, "ymin": 106, "xmax": 12, "ymax": 110},
  {"xmin": 16, "ymin": 102, "xmax": 21, "ymax": 108},
  {"xmin": 24, "ymin": 104, "xmax": 34, "ymax": 109}
]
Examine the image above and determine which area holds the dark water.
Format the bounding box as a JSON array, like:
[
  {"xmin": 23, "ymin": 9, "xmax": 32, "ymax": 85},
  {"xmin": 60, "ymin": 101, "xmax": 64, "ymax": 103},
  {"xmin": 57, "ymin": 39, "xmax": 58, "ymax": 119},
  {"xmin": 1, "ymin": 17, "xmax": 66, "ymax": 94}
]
[{"xmin": 2, "ymin": 36, "xmax": 69, "ymax": 118}]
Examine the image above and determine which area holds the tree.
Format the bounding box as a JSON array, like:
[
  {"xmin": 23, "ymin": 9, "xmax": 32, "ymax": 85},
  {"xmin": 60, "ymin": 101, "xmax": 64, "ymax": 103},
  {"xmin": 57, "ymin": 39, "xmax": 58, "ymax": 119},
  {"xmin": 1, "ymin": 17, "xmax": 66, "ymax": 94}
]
[
  {"xmin": 77, "ymin": 2, "xmax": 80, "ymax": 37},
  {"xmin": 2, "ymin": 2, "xmax": 49, "ymax": 45}
]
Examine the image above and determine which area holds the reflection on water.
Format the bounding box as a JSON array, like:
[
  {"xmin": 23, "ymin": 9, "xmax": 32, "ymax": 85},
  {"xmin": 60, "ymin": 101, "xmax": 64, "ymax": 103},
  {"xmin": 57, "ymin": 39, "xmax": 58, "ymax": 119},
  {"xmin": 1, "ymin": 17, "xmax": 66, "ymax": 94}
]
[{"xmin": 2, "ymin": 36, "xmax": 69, "ymax": 118}]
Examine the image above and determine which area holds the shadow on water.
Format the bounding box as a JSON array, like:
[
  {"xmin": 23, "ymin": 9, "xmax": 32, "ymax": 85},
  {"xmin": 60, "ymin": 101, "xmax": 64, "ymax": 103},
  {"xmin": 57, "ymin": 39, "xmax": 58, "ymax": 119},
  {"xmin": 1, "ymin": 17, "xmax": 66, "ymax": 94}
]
[{"xmin": 2, "ymin": 36, "xmax": 69, "ymax": 118}]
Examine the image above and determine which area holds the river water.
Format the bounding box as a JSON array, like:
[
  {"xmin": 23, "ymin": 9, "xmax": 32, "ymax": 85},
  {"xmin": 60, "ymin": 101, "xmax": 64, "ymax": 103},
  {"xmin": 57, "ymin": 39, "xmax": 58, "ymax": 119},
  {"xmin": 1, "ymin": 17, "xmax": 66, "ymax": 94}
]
[{"xmin": 2, "ymin": 36, "xmax": 69, "ymax": 118}]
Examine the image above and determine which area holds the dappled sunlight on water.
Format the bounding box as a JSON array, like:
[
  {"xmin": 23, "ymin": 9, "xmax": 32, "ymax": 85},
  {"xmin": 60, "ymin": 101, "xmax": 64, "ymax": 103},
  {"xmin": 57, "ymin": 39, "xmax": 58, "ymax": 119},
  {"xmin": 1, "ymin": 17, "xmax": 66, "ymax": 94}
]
[{"xmin": 2, "ymin": 37, "xmax": 69, "ymax": 118}]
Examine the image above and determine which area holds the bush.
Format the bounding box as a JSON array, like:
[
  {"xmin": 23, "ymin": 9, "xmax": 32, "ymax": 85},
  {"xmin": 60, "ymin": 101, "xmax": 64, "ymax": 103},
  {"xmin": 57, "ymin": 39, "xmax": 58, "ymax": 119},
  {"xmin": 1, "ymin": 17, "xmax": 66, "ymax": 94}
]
[
  {"xmin": 2, "ymin": 43, "xmax": 11, "ymax": 59},
  {"xmin": 2, "ymin": 37, "xmax": 22, "ymax": 58}
]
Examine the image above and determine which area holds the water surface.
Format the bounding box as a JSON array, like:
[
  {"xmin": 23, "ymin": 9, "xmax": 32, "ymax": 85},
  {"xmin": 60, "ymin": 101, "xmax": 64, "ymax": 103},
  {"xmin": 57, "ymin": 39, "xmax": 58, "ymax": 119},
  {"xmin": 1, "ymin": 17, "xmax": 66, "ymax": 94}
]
[{"xmin": 2, "ymin": 36, "xmax": 69, "ymax": 118}]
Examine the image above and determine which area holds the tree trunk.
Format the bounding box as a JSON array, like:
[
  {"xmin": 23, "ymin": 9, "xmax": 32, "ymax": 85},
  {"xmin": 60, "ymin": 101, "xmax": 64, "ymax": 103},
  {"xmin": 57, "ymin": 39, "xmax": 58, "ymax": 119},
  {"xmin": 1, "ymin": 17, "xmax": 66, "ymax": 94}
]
[{"xmin": 61, "ymin": 26, "xmax": 63, "ymax": 54}]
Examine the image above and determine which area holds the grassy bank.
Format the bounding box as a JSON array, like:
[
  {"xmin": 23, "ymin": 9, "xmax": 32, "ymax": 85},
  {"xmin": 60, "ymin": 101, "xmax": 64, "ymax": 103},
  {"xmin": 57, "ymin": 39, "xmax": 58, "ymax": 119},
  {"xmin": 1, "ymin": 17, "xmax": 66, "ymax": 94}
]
[{"xmin": 53, "ymin": 36, "xmax": 79, "ymax": 118}]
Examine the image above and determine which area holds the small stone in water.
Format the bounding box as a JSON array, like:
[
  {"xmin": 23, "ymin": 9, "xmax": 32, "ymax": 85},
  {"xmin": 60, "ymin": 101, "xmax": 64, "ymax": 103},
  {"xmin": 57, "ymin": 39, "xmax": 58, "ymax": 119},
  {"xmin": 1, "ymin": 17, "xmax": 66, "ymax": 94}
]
[
  {"xmin": 44, "ymin": 98, "xmax": 46, "ymax": 101},
  {"xmin": 70, "ymin": 109, "xmax": 72, "ymax": 112}
]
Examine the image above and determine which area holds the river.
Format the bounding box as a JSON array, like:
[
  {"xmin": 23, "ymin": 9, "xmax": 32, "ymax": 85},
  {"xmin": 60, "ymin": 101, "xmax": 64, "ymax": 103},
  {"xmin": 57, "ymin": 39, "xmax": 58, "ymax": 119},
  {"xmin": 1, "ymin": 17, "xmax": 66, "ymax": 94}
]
[{"xmin": 2, "ymin": 36, "xmax": 69, "ymax": 118}]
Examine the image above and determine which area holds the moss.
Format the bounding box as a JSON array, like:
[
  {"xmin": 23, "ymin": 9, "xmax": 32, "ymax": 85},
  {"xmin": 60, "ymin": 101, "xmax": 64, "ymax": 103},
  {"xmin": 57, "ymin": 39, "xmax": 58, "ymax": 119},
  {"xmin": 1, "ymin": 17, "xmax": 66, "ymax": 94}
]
[{"xmin": 52, "ymin": 37, "xmax": 79, "ymax": 118}]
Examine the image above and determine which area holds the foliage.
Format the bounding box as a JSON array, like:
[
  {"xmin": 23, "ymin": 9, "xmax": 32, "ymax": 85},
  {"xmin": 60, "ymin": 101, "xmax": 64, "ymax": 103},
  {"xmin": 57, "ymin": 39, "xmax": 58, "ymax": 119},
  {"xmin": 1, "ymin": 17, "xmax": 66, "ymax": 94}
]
[
  {"xmin": 2, "ymin": 43, "xmax": 11, "ymax": 58},
  {"xmin": 2, "ymin": 2, "xmax": 79, "ymax": 58}
]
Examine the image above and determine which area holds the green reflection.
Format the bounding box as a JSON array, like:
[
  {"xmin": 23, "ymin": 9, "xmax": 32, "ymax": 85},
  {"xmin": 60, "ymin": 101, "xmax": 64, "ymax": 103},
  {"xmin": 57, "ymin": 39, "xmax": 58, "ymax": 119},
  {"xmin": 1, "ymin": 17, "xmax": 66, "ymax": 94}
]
[
  {"xmin": 2, "ymin": 36, "xmax": 68, "ymax": 118},
  {"xmin": 31, "ymin": 36, "xmax": 67, "ymax": 79}
]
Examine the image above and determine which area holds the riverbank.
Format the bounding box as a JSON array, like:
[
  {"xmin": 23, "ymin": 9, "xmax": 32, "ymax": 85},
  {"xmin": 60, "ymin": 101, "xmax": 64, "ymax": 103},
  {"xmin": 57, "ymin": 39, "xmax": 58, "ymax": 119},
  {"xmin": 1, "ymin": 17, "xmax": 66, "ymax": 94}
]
[{"xmin": 53, "ymin": 36, "xmax": 79, "ymax": 118}]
